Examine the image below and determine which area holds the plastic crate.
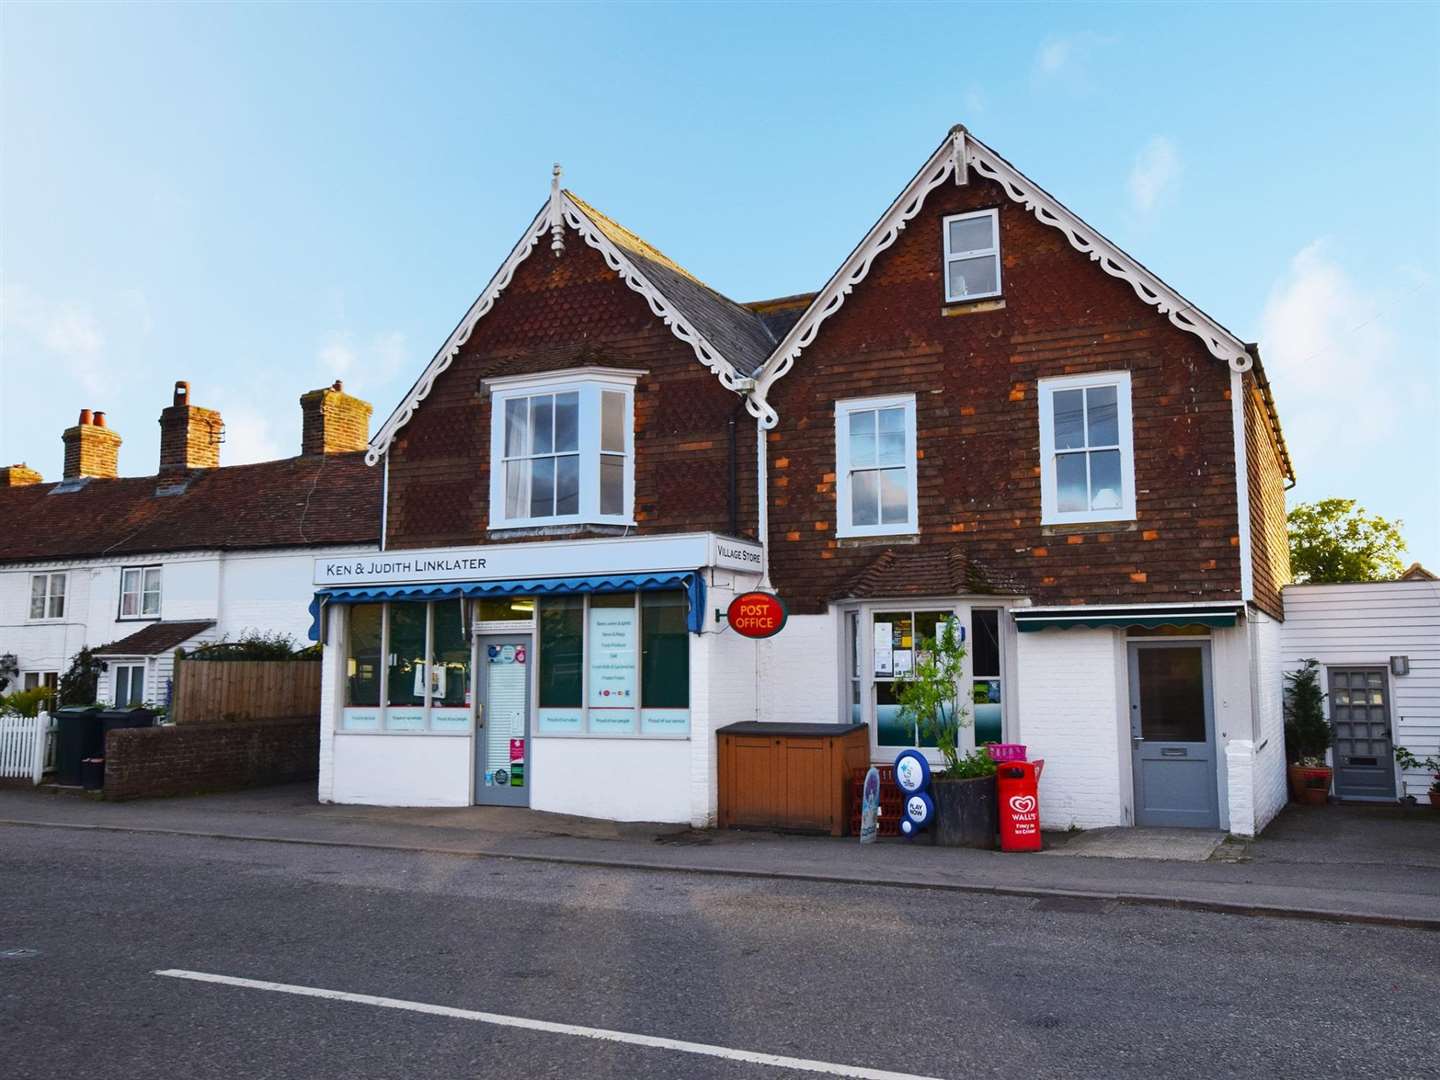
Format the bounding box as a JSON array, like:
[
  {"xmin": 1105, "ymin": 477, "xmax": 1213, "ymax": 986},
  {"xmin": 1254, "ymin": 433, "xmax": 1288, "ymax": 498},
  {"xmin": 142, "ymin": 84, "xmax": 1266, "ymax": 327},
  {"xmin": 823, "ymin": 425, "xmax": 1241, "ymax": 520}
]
[
  {"xmin": 984, "ymin": 742, "xmax": 1027, "ymax": 763},
  {"xmin": 848, "ymin": 765, "xmax": 905, "ymax": 837}
]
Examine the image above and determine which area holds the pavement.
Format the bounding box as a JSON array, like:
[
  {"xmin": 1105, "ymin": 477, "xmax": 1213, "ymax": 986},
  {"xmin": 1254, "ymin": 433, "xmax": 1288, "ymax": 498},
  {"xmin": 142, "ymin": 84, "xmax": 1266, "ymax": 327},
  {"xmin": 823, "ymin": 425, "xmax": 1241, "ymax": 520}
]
[
  {"xmin": 0, "ymin": 784, "xmax": 1437, "ymax": 929},
  {"xmin": 2, "ymin": 823, "xmax": 1436, "ymax": 1080}
]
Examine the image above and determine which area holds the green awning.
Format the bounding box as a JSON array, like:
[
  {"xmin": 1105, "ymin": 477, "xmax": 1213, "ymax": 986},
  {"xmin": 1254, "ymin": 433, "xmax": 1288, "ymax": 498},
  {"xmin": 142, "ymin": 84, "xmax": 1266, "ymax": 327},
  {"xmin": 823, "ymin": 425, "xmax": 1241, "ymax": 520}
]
[{"xmin": 1013, "ymin": 606, "xmax": 1241, "ymax": 632}]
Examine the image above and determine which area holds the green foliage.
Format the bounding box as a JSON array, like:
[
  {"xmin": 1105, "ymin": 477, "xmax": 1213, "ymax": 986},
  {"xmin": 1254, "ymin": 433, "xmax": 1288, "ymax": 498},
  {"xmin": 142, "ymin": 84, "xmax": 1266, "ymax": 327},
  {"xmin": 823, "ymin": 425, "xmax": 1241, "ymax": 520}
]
[
  {"xmin": 1393, "ymin": 746, "xmax": 1440, "ymax": 793},
  {"xmin": 944, "ymin": 746, "xmax": 997, "ymax": 780},
  {"xmin": 0, "ymin": 686, "xmax": 55, "ymax": 717},
  {"xmin": 1287, "ymin": 499, "xmax": 1407, "ymax": 583},
  {"xmin": 58, "ymin": 647, "xmax": 105, "ymax": 707},
  {"xmin": 0, "ymin": 653, "xmax": 18, "ymax": 693},
  {"xmin": 1283, "ymin": 659, "xmax": 1331, "ymax": 764},
  {"xmin": 892, "ymin": 618, "xmax": 970, "ymax": 773},
  {"xmin": 181, "ymin": 630, "xmax": 320, "ymax": 662}
]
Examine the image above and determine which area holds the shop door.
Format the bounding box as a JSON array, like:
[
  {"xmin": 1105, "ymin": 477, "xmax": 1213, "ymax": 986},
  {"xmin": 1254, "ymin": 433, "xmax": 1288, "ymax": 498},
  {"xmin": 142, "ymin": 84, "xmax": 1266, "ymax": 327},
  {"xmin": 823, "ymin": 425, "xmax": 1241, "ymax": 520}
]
[
  {"xmin": 1327, "ymin": 667, "xmax": 1396, "ymax": 801},
  {"xmin": 1128, "ymin": 642, "xmax": 1219, "ymax": 829},
  {"xmin": 474, "ymin": 634, "xmax": 531, "ymax": 807}
]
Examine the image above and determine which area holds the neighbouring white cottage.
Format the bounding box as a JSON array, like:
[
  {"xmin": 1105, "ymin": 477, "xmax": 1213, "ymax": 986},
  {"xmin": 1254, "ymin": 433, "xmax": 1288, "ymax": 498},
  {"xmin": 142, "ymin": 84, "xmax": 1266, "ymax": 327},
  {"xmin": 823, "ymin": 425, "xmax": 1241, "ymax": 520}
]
[
  {"xmin": 1281, "ymin": 568, "xmax": 1440, "ymax": 801},
  {"xmin": 0, "ymin": 381, "xmax": 380, "ymax": 709}
]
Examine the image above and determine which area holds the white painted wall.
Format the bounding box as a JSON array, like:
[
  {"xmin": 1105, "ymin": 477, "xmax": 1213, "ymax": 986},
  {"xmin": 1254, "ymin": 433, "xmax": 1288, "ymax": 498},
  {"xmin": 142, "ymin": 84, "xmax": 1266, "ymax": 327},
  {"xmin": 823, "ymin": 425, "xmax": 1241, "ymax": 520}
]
[
  {"xmin": 330, "ymin": 733, "xmax": 472, "ymax": 806},
  {"xmin": 532, "ymin": 738, "xmax": 692, "ymax": 822},
  {"xmin": 1249, "ymin": 609, "xmax": 1288, "ymax": 829},
  {"xmin": 756, "ymin": 613, "xmax": 838, "ymax": 725},
  {"xmin": 689, "ymin": 574, "xmax": 760, "ymax": 826},
  {"xmin": 1015, "ymin": 628, "xmax": 1128, "ymax": 829},
  {"xmin": 1282, "ymin": 580, "xmax": 1440, "ymax": 798}
]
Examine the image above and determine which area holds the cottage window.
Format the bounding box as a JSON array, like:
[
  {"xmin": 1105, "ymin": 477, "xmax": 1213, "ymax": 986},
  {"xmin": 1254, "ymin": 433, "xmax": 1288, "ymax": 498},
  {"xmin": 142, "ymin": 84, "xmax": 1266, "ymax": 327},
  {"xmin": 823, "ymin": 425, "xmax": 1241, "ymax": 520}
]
[
  {"xmin": 942, "ymin": 209, "xmax": 1001, "ymax": 302},
  {"xmin": 29, "ymin": 573, "xmax": 66, "ymax": 620},
  {"xmin": 112, "ymin": 663, "xmax": 145, "ymax": 707},
  {"xmin": 834, "ymin": 395, "xmax": 918, "ymax": 538},
  {"xmin": 1038, "ymin": 371, "xmax": 1136, "ymax": 524},
  {"xmin": 487, "ymin": 370, "xmax": 637, "ymax": 530},
  {"xmin": 119, "ymin": 566, "xmax": 162, "ymax": 619},
  {"xmin": 22, "ymin": 672, "xmax": 58, "ymax": 692}
]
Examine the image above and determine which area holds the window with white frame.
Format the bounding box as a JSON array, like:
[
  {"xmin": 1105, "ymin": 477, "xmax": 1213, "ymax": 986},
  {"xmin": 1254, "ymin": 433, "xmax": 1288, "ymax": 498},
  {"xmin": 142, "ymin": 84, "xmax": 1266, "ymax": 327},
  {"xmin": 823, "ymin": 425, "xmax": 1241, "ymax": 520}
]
[
  {"xmin": 942, "ymin": 209, "xmax": 1001, "ymax": 302},
  {"xmin": 23, "ymin": 672, "xmax": 59, "ymax": 693},
  {"xmin": 1038, "ymin": 371, "xmax": 1136, "ymax": 524},
  {"xmin": 487, "ymin": 370, "xmax": 637, "ymax": 529},
  {"xmin": 29, "ymin": 573, "xmax": 66, "ymax": 620},
  {"xmin": 835, "ymin": 395, "xmax": 918, "ymax": 538},
  {"xmin": 119, "ymin": 566, "xmax": 162, "ymax": 619},
  {"xmin": 112, "ymin": 663, "xmax": 145, "ymax": 706}
]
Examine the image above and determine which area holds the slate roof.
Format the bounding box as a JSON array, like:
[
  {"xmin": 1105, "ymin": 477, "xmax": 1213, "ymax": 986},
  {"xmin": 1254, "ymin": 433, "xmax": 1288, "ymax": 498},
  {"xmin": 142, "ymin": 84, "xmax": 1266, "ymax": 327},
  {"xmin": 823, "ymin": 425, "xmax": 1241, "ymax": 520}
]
[
  {"xmin": 745, "ymin": 293, "xmax": 816, "ymax": 342},
  {"xmin": 566, "ymin": 193, "xmax": 778, "ymax": 377},
  {"xmin": 0, "ymin": 452, "xmax": 380, "ymax": 564},
  {"xmin": 836, "ymin": 546, "xmax": 1027, "ymax": 601},
  {"xmin": 94, "ymin": 621, "xmax": 216, "ymax": 657}
]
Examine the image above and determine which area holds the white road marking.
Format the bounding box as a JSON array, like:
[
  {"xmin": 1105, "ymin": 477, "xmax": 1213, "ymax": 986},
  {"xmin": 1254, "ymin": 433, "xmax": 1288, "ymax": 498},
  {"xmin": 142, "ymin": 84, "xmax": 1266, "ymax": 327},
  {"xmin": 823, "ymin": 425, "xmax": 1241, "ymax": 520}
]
[{"xmin": 154, "ymin": 968, "xmax": 941, "ymax": 1080}]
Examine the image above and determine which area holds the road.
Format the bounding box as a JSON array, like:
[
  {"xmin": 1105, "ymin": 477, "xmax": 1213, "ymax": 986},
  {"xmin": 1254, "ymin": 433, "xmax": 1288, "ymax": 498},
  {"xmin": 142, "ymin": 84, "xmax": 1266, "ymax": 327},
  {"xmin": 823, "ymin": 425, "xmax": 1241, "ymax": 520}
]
[{"xmin": 0, "ymin": 824, "xmax": 1433, "ymax": 1080}]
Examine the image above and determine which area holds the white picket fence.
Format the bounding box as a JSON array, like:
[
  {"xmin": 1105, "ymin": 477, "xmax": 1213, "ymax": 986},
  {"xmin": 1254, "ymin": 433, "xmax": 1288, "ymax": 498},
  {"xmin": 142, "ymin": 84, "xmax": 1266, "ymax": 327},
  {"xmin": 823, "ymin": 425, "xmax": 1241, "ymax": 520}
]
[{"xmin": 0, "ymin": 709, "xmax": 53, "ymax": 784}]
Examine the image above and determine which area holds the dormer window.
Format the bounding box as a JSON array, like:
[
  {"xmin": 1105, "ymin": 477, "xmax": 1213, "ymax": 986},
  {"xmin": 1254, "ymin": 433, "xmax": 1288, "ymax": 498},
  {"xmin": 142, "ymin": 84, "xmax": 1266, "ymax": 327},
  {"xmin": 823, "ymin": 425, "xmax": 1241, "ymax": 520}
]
[
  {"xmin": 486, "ymin": 369, "xmax": 639, "ymax": 530},
  {"xmin": 942, "ymin": 209, "xmax": 1001, "ymax": 302}
]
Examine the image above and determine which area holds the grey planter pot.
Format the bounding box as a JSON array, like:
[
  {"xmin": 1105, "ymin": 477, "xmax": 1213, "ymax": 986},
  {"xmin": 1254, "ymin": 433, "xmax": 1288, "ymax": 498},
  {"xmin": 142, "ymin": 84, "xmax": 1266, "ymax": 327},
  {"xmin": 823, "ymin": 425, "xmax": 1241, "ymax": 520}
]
[{"xmin": 932, "ymin": 775, "xmax": 998, "ymax": 849}]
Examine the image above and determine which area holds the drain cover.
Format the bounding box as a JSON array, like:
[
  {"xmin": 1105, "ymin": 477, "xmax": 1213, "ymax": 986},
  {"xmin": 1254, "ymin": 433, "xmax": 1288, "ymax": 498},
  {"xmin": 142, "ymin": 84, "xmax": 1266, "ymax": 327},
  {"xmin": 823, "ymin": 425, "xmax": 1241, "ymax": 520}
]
[
  {"xmin": 0, "ymin": 948, "xmax": 40, "ymax": 959},
  {"xmin": 1031, "ymin": 895, "xmax": 1111, "ymax": 914}
]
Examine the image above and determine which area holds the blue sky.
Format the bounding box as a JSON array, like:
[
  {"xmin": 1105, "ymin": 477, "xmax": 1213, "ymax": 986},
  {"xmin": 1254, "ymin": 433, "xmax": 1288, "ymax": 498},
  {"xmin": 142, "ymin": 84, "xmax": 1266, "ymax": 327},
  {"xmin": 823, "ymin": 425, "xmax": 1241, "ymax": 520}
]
[{"xmin": 3, "ymin": 2, "xmax": 1437, "ymax": 565}]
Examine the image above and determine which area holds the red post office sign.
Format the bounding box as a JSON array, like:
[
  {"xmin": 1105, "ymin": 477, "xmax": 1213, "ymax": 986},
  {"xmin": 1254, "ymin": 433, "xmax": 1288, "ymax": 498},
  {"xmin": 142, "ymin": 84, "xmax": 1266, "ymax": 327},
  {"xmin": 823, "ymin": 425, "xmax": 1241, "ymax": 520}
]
[{"xmin": 726, "ymin": 591, "xmax": 788, "ymax": 639}]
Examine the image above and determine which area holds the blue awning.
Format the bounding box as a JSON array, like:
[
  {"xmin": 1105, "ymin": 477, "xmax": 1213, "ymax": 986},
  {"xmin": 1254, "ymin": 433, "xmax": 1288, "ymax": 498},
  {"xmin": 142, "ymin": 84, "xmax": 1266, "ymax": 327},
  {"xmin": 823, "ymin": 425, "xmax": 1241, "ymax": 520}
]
[{"xmin": 309, "ymin": 571, "xmax": 705, "ymax": 640}]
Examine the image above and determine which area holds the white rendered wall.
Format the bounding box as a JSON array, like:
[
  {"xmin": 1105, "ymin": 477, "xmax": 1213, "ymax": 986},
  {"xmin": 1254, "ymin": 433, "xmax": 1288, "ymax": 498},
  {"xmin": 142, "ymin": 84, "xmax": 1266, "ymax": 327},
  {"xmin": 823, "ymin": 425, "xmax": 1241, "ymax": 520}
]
[
  {"xmin": 330, "ymin": 733, "xmax": 472, "ymax": 806},
  {"xmin": 756, "ymin": 613, "xmax": 838, "ymax": 725},
  {"xmin": 1249, "ymin": 610, "xmax": 1288, "ymax": 830},
  {"xmin": 531, "ymin": 738, "xmax": 692, "ymax": 823},
  {"xmin": 1015, "ymin": 628, "xmax": 1128, "ymax": 829},
  {"xmin": 689, "ymin": 573, "xmax": 760, "ymax": 826},
  {"xmin": 1282, "ymin": 580, "xmax": 1440, "ymax": 797}
]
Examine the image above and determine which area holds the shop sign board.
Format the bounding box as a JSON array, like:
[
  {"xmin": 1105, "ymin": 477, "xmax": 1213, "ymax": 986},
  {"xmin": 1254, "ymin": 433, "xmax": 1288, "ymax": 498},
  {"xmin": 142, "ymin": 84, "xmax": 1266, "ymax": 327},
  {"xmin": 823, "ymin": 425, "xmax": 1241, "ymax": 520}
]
[
  {"xmin": 313, "ymin": 533, "xmax": 763, "ymax": 587},
  {"xmin": 726, "ymin": 591, "xmax": 788, "ymax": 639}
]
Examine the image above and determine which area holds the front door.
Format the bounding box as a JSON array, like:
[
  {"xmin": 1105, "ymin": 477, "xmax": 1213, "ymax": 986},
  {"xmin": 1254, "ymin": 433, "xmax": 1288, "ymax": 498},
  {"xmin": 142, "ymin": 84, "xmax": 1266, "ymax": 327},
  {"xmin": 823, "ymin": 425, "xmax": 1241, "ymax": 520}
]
[
  {"xmin": 1128, "ymin": 642, "xmax": 1218, "ymax": 829},
  {"xmin": 1328, "ymin": 667, "xmax": 1396, "ymax": 801},
  {"xmin": 474, "ymin": 634, "xmax": 531, "ymax": 807}
]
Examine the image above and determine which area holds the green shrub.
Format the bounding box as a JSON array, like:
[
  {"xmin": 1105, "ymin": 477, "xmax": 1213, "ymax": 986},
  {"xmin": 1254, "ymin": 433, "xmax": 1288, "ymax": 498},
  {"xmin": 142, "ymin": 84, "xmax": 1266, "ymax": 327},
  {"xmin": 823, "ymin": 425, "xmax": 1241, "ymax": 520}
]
[
  {"xmin": 180, "ymin": 630, "xmax": 320, "ymax": 661},
  {"xmin": 1284, "ymin": 658, "xmax": 1331, "ymax": 765},
  {"xmin": 943, "ymin": 746, "xmax": 997, "ymax": 780},
  {"xmin": 893, "ymin": 618, "xmax": 970, "ymax": 773},
  {"xmin": 0, "ymin": 686, "xmax": 55, "ymax": 717},
  {"xmin": 58, "ymin": 647, "xmax": 104, "ymax": 706}
]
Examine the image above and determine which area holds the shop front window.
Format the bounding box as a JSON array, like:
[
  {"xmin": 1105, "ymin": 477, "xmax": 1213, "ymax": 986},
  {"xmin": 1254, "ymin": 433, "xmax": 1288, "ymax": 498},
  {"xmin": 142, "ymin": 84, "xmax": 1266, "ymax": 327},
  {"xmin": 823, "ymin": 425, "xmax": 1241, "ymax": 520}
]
[
  {"xmin": 431, "ymin": 599, "xmax": 473, "ymax": 731},
  {"xmin": 536, "ymin": 591, "xmax": 691, "ymax": 738},
  {"xmin": 971, "ymin": 608, "xmax": 1003, "ymax": 746},
  {"xmin": 341, "ymin": 600, "xmax": 476, "ymax": 733},
  {"xmin": 873, "ymin": 609, "xmax": 951, "ymax": 747}
]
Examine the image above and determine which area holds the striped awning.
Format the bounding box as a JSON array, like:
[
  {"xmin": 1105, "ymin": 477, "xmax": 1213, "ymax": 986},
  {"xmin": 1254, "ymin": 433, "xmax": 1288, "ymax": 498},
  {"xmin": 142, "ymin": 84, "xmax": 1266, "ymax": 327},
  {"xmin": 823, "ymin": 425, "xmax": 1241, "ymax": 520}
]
[{"xmin": 1012, "ymin": 604, "xmax": 1242, "ymax": 632}]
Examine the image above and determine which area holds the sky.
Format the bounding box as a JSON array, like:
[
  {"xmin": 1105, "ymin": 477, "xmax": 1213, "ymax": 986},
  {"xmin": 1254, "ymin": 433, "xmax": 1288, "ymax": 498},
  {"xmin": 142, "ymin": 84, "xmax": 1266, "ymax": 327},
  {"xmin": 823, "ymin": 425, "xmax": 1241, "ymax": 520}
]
[{"xmin": 2, "ymin": 2, "xmax": 1437, "ymax": 566}]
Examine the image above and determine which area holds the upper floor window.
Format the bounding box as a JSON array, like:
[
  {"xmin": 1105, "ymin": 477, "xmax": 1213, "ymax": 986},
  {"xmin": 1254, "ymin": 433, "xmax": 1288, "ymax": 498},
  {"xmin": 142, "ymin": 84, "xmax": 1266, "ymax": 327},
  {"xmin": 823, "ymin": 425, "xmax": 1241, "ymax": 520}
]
[
  {"xmin": 119, "ymin": 565, "xmax": 162, "ymax": 620},
  {"xmin": 1038, "ymin": 371, "xmax": 1136, "ymax": 525},
  {"xmin": 29, "ymin": 573, "xmax": 66, "ymax": 620},
  {"xmin": 486, "ymin": 369, "xmax": 638, "ymax": 529},
  {"xmin": 835, "ymin": 394, "xmax": 918, "ymax": 538},
  {"xmin": 942, "ymin": 209, "xmax": 1001, "ymax": 303}
]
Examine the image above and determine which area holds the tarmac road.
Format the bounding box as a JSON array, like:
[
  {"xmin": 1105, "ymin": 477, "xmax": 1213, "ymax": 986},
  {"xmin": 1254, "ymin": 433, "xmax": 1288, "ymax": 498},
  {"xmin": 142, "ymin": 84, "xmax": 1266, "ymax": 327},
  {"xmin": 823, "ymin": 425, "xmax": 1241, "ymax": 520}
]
[{"xmin": 0, "ymin": 825, "xmax": 1433, "ymax": 1080}]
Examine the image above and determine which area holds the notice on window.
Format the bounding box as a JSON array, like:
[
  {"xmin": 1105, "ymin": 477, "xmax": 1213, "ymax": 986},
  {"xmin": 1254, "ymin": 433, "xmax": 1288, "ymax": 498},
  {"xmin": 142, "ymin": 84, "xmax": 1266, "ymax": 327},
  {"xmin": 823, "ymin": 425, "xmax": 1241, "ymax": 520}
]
[
  {"xmin": 588, "ymin": 604, "xmax": 637, "ymax": 707},
  {"xmin": 893, "ymin": 649, "xmax": 913, "ymax": 676},
  {"xmin": 873, "ymin": 622, "xmax": 893, "ymax": 676}
]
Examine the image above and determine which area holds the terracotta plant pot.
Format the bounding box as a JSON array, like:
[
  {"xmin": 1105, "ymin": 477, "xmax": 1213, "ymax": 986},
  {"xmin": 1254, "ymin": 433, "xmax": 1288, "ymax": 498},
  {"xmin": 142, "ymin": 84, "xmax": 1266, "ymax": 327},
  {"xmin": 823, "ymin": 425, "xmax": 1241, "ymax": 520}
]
[
  {"xmin": 1288, "ymin": 764, "xmax": 1331, "ymax": 805},
  {"xmin": 1429, "ymin": 790, "xmax": 1440, "ymax": 809}
]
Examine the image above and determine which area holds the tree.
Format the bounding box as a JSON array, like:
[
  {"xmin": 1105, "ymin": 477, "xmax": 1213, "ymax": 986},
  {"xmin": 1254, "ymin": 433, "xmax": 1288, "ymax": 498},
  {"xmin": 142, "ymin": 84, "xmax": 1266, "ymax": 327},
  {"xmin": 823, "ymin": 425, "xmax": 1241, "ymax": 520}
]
[
  {"xmin": 1287, "ymin": 499, "xmax": 1407, "ymax": 583},
  {"xmin": 58, "ymin": 647, "xmax": 105, "ymax": 706},
  {"xmin": 892, "ymin": 618, "xmax": 970, "ymax": 773},
  {"xmin": 1283, "ymin": 659, "xmax": 1331, "ymax": 765}
]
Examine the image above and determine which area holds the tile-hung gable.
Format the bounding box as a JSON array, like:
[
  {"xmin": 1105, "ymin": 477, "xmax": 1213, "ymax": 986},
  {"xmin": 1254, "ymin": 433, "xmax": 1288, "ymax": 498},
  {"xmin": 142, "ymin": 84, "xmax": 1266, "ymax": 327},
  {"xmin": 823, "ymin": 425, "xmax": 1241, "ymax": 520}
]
[{"xmin": 327, "ymin": 126, "xmax": 1297, "ymax": 841}]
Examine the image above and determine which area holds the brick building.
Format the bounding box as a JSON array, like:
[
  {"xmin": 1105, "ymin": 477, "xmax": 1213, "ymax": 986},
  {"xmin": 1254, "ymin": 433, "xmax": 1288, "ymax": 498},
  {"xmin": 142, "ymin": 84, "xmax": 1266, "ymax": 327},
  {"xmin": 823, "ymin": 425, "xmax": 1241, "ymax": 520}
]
[{"xmin": 314, "ymin": 128, "xmax": 1293, "ymax": 835}]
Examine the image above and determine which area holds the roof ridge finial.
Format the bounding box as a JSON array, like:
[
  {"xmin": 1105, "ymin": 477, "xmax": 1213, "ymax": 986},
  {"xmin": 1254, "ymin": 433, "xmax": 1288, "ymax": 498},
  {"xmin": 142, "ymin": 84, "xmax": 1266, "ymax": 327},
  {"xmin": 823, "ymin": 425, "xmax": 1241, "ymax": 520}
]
[{"xmin": 549, "ymin": 162, "xmax": 565, "ymax": 256}]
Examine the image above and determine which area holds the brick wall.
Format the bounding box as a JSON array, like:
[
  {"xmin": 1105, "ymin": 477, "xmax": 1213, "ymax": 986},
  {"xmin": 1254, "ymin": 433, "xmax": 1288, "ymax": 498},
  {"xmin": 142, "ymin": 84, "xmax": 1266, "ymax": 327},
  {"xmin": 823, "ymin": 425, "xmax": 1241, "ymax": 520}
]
[
  {"xmin": 384, "ymin": 237, "xmax": 756, "ymax": 551},
  {"xmin": 1245, "ymin": 375, "xmax": 1291, "ymax": 620},
  {"xmin": 61, "ymin": 416, "xmax": 122, "ymax": 480},
  {"xmin": 103, "ymin": 717, "xmax": 318, "ymax": 800},
  {"xmin": 301, "ymin": 382, "xmax": 373, "ymax": 455},
  {"xmin": 765, "ymin": 170, "xmax": 1243, "ymax": 614}
]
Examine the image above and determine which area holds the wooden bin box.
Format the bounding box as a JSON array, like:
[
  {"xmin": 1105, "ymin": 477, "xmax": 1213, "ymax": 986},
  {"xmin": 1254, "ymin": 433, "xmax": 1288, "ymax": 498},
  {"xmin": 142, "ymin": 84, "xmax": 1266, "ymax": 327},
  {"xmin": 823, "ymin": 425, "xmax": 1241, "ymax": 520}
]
[{"xmin": 716, "ymin": 722, "xmax": 870, "ymax": 836}]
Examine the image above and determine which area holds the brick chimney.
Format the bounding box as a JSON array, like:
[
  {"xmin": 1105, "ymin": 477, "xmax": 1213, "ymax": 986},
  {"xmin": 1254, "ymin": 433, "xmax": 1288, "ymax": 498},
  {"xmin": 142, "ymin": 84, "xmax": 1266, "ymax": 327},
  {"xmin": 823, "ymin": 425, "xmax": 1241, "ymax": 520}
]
[
  {"xmin": 300, "ymin": 380, "xmax": 373, "ymax": 455},
  {"xmin": 158, "ymin": 381, "xmax": 224, "ymax": 473},
  {"xmin": 0, "ymin": 463, "xmax": 44, "ymax": 487},
  {"xmin": 62, "ymin": 409, "xmax": 122, "ymax": 479}
]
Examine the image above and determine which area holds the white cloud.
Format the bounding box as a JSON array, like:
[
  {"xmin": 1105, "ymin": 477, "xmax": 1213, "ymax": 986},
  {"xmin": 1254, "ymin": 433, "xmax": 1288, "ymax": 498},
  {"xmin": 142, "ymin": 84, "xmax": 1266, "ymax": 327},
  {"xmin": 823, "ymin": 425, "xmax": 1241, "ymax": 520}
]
[
  {"xmin": 1, "ymin": 283, "xmax": 108, "ymax": 392},
  {"xmin": 318, "ymin": 337, "xmax": 357, "ymax": 379},
  {"xmin": 1259, "ymin": 241, "xmax": 1406, "ymax": 477},
  {"xmin": 317, "ymin": 330, "xmax": 409, "ymax": 385},
  {"xmin": 1033, "ymin": 32, "xmax": 1113, "ymax": 84},
  {"xmin": 963, "ymin": 86, "xmax": 986, "ymax": 117},
  {"xmin": 1127, "ymin": 136, "xmax": 1181, "ymax": 214},
  {"xmin": 215, "ymin": 401, "xmax": 286, "ymax": 466},
  {"xmin": 1036, "ymin": 36, "xmax": 1072, "ymax": 76}
]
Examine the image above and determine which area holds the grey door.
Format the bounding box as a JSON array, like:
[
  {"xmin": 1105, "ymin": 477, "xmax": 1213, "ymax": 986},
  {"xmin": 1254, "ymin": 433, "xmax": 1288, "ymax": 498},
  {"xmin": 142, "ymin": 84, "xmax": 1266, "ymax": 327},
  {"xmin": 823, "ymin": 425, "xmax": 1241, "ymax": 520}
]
[
  {"xmin": 1128, "ymin": 642, "xmax": 1219, "ymax": 829},
  {"xmin": 1328, "ymin": 667, "xmax": 1396, "ymax": 801},
  {"xmin": 474, "ymin": 634, "xmax": 531, "ymax": 807}
]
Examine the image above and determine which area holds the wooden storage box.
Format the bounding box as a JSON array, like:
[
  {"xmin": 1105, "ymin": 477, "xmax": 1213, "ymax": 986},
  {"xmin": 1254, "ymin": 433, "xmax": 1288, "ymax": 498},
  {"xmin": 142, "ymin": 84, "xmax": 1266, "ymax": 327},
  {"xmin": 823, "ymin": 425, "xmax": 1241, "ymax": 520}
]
[{"xmin": 716, "ymin": 722, "xmax": 870, "ymax": 836}]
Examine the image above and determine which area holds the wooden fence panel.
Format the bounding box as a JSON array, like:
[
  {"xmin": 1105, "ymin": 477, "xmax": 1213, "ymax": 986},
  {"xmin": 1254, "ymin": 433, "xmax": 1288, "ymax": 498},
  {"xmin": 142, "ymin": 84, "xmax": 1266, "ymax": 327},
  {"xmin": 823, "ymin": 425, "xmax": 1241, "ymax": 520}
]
[{"xmin": 172, "ymin": 661, "xmax": 321, "ymax": 724}]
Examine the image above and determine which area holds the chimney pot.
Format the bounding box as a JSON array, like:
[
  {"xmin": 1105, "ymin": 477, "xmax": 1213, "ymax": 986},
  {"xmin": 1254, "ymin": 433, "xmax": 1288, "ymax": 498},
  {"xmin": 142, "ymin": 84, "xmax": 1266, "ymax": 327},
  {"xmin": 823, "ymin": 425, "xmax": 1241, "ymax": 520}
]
[
  {"xmin": 174, "ymin": 380, "xmax": 190, "ymax": 407},
  {"xmin": 332, "ymin": 380, "xmax": 343, "ymax": 392},
  {"xmin": 79, "ymin": 408, "xmax": 93, "ymax": 426},
  {"xmin": 94, "ymin": 411, "xmax": 107, "ymax": 428}
]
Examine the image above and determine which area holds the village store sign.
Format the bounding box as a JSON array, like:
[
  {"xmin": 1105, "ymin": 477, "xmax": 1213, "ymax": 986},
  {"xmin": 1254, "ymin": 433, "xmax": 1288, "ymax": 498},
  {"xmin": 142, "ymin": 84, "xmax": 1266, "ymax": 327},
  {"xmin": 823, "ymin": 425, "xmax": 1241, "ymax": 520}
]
[{"xmin": 313, "ymin": 533, "xmax": 764, "ymax": 587}]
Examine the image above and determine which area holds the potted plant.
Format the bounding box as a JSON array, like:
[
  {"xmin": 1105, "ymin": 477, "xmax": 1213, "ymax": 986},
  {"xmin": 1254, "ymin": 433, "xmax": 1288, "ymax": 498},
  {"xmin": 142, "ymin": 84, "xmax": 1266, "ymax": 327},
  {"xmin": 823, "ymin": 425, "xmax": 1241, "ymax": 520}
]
[
  {"xmin": 1284, "ymin": 659, "xmax": 1333, "ymax": 805},
  {"xmin": 1394, "ymin": 746, "xmax": 1440, "ymax": 810},
  {"xmin": 893, "ymin": 619, "xmax": 997, "ymax": 848}
]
